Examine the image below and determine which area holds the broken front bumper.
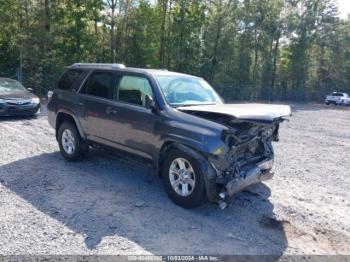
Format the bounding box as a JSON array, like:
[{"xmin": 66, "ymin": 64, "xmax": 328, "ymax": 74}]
[{"xmin": 223, "ymin": 159, "xmax": 274, "ymax": 198}]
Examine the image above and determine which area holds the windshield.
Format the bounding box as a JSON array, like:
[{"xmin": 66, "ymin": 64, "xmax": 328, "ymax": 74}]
[
  {"xmin": 156, "ymin": 75, "xmax": 223, "ymax": 106},
  {"xmin": 0, "ymin": 79, "xmax": 26, "ymax": 93}
]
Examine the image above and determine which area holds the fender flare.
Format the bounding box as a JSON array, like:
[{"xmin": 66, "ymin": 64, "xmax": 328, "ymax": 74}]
[{"xmin": 56, "ymin": 109, "xmax": 86, "ymax": 140}]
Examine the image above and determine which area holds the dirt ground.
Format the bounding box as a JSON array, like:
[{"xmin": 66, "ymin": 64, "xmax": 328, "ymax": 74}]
[{"xmin": 0, "ymin": 103, "xmax": 349, "ymax": 255}]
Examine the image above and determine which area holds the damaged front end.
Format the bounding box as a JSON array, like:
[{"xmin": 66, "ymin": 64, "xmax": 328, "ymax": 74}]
[
  {"xmin": 181, "ymin": 109, "xmax": 287, "ymax": 207},
  {"xmin": 209, "ymin": 118, "xmax": 281, "ymax": 202},
  {"xmin": 178, "ymin": 103, "xmax": 291, "ymax": 208}
]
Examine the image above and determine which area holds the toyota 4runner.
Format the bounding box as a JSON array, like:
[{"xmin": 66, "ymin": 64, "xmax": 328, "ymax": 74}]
[{"xmin": 47, "ymin": 63, "xmax": 291, "ymax": 208}]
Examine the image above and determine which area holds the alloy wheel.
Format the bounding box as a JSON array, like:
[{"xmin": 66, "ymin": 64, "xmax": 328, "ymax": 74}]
[{"xmin": 169, "ymin": 158, "xmax": 196, "ymax": 197}]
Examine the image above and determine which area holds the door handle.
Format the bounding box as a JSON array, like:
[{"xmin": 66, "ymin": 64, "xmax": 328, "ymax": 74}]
[
  {"xmin": 75, "ymin": 101, "xmax": 84, "ymax": 106},
  {"xmin": 106, "ymin": 107, "xmax": 118, "ymax": 115}
]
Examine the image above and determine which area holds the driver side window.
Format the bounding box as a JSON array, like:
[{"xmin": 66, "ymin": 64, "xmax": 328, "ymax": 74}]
[{"xmin": 115, "ymin": 75, "xmax": 154, "ymax": 108}]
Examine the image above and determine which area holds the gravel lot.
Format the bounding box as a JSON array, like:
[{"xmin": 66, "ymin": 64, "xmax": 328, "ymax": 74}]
[{"xmin": 0, "ymin": 103, "xmax": 349, "ymax": 255}]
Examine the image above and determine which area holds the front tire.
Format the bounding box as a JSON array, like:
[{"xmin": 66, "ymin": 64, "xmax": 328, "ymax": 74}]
[
  {"xmin": 58, "ymin": 122, "xmax": 86, "ymax": 161},
  {"xmin": 161, "ymin": 149, "xmax": 207, "ymax": 208}
]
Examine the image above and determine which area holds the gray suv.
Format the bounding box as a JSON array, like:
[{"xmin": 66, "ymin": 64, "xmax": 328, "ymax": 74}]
[{"xmin": 48, "ymin": 63, "xmax": 291, "ymax": 208}]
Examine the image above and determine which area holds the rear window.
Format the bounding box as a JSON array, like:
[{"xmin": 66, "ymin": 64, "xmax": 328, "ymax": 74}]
[{"xmin": 57, "ymin": 69, "xmax": 85, "ymax": 91}]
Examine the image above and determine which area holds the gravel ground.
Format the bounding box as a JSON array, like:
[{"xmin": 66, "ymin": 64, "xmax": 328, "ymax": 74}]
[{"xmin": 0, "ymin": 103, "xmax": 349, "ymax": 255}]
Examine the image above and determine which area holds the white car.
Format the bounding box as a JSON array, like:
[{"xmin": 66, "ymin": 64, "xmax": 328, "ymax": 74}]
[{"xmin": 325, "ymin": 92, "xmax": 350, "ymax": 106}]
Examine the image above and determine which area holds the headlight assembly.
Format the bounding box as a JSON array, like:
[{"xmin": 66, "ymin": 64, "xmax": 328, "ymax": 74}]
[{"xmin": 30, "ymin": 97, "xmax": 40, "ymax": 104}]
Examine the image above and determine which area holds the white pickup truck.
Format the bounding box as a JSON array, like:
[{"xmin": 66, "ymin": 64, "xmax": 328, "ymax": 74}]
[{"xmin": 325, "ymin": 92, "xmax": 350, "ymax": 106}]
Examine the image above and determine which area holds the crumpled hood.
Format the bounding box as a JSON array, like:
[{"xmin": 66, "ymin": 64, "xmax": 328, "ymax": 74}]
[{"xmin": 178, "ymin": 103, "xmax": 292, "ymax": 122}]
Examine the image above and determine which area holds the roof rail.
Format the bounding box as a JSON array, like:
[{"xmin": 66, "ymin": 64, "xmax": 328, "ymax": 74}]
[{"xmin": 71, "ymin": 63, "xmax": 126, "ymax": 69}]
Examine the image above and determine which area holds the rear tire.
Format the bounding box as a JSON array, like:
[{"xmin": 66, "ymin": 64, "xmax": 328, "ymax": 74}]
[
  {"xmin": 58, "ymin": 122, "xmax": 85, "ymax": 161},
  {"xmin": 161, "ymin": 149, "xmax": 207, "ymax": 208}
]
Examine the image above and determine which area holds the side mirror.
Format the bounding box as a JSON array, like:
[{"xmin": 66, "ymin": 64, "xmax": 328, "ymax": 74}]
[
  {"xmin": 27, "ymin": 88, "xmax": 33, "ymax": 92},
  {"xmin": 145, "ymin": 95, "xmax": 156, "ymax": 109}
]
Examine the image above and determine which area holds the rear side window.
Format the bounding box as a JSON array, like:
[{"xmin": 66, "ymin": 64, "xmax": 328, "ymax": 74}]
[
  {"xmin": 116, "ymin": 75, "xmax": 153, "ymax": 107},
  {"xmin": 57, "ymin": 69, "xmax": 84, "ymax": 91},
  {"xmin": 80, "ymin": 71, "xmax": 114, "ymax": 99}
]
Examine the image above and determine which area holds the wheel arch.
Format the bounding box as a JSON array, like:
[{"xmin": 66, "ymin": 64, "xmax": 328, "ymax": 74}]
[
  {"xmin": 55, "ymin": 111, "xmax": 85, "ymax": 141},
  {"xmin": 158, "ymin": 141, "xmax": 206, "ymax": 171},
  {"xmin": 158, "ymin": 141, "xmax": 219, "ymax": 203}
]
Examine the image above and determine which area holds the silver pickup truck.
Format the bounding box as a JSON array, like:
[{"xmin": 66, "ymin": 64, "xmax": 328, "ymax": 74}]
[{"xmin": 325, "ymin": 92, "xmax": 350, "ymax": 106}]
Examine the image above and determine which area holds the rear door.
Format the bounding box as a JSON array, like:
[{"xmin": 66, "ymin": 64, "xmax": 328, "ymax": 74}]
[{"xmin": 76, "ymin": 70, "xmax": 117, "ymax": 146}]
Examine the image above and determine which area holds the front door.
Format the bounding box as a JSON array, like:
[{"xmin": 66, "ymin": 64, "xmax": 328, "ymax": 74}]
[{"xmin": 107, "ymin": 74, "xmax": 159, "ymax": 160}]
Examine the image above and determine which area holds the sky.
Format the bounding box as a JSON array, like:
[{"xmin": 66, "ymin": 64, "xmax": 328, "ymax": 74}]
[{"xmin": 338, "ymin": 0, "xmax": 350, "ymax": 19}]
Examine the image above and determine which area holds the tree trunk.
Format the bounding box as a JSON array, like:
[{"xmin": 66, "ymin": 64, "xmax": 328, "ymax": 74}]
[
  {"xmin": 109, "ymin": 0, "xmax": 117, "ymax": 62},
  {"xmin": 166, "ymin": 0, "xmax": 172, "ymax": 68},
  {"xmin": 271, "ymin": 31, "xmax": 280, "ymax": 100},
  {"xmin": 44, "ymin": 0, "xmax": 50, "ymax": 32},
  {"xmin": 252, "ymin": 26, "xmax": 259, "ymax": 100},
  {"xmin": 159, "ymin": 0, "xmax": 168, "ymax": 67},
  {"xmin": 209, "ymin": 0, "xmax": 223, "ymax": 83}
]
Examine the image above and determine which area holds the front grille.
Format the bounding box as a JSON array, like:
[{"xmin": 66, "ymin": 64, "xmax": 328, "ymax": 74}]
[{"xmin": 6, "ymin": 99, "xmax": 31, "ymax": 106}]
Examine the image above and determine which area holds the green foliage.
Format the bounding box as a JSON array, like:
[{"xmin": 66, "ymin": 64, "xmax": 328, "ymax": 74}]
[
  {"xmin": 0, "ymin": 0, "xmax": 349, "ymax": 101},
  {"xmin": 124, "ymin": 0, "xmax": 160, "ymax": 67}
]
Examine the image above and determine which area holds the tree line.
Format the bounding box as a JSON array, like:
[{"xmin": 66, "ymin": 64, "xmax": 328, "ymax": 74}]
[{"xmin": 0, "ymin": 0, "xmax": 349, "ymax": 101}]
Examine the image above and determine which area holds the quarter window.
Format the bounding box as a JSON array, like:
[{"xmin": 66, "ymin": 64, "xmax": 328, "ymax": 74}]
[
  {"xmin": 81, "ymin": 71, "xmax": 114, "ymax": 99},
  {"xmin": 57, "ymin": 69, "xmax": 84, "ymax": 91},
  {"xmin": 116, "ymin": 75, "xmax": 154, "ymax": 107}
]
